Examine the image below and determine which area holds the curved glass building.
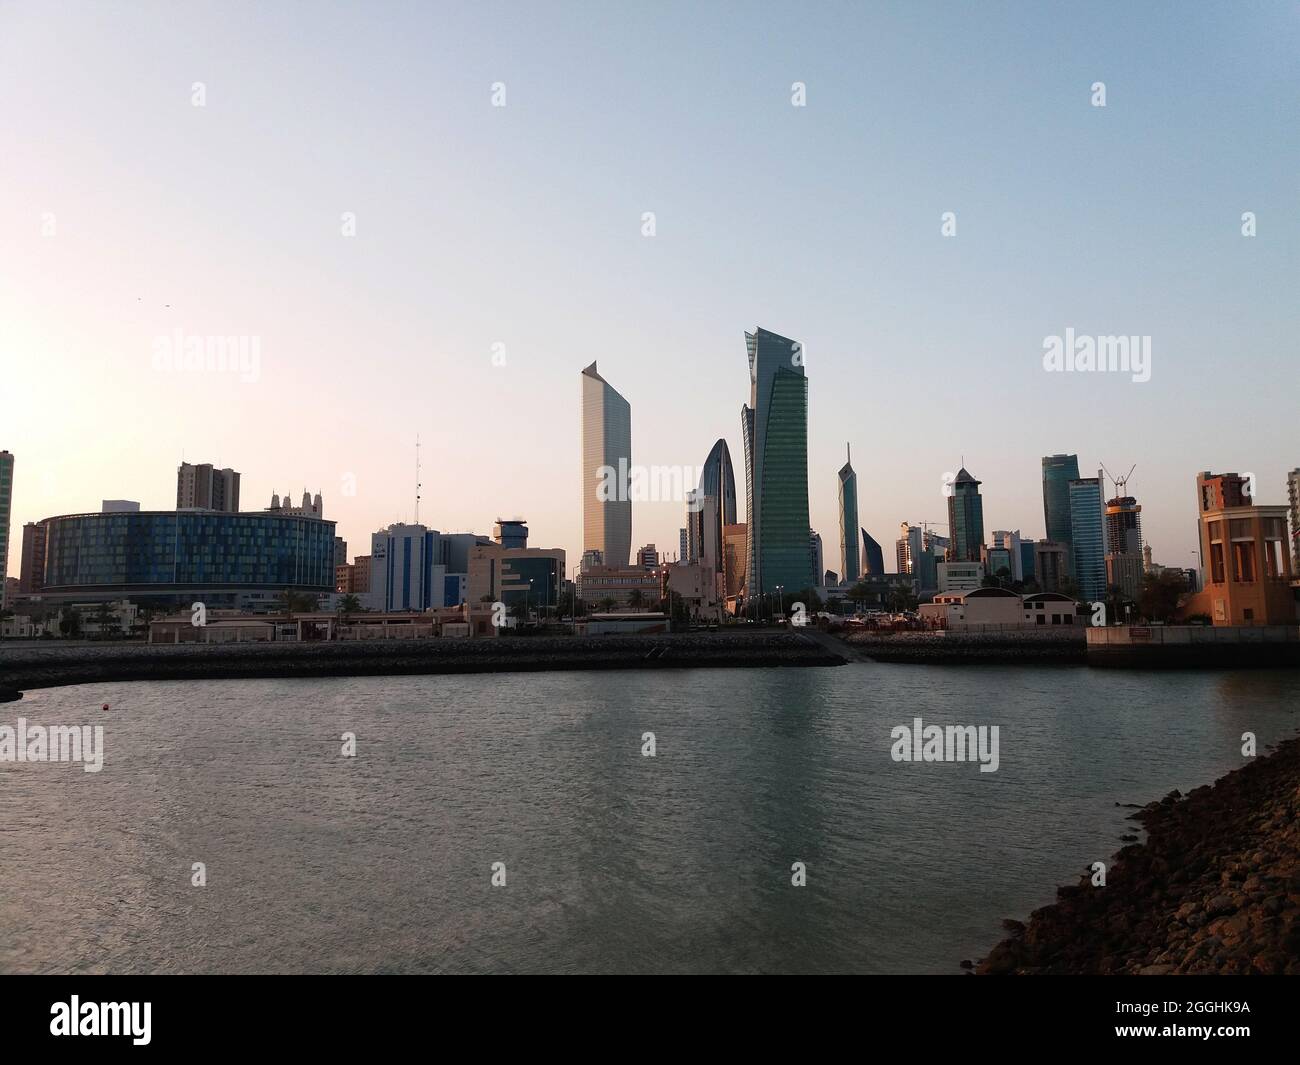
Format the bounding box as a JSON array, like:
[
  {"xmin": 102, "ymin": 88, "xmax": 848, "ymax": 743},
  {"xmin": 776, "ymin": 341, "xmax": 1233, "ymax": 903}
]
[
  {"xmin": 1041, "ymin": 453, "xmax": 1080, "ymax": 545},
  {"xmin": 694, "ymin": 438, "xmax": 737, "ymax": 574},
  {"xmin": 741, "ymin": 327, "xmax": 812, "ymax": 598},
  {"xmin": 838, "ymin": 444, "xmax": 859, "ymax": 584},
  {"xmin": 39, "ymin": 510, "xmax": 337, "ymax": 604}
]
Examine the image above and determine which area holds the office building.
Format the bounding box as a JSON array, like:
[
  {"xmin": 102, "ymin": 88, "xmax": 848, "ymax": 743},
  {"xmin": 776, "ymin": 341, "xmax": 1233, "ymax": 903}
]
[
  {"xmin": 722, "ymin": 523, "xmax": 747, "ymax": 598},
  {"xmin": 1068, "ymin": 474, "xmax": 1106, "ymax": 602},
  {"xmin": 365, "ymin": 523, "xmax": 491, "ymax": 612},
  {"xmin": 468, "ymin": 544, "xmax": 565, "ymax": 613},
  {"xmin": 861, "ymin": 529, "xmax": 884, "ymax": 577},
  {"xmin": 19, "ymin": 520, "xmax": 46, "ymax": 594},
  {"xmin": 576, "ymin": 563, "xmax": 662, "ymax": 610},
  {"xmin": 637, "ymin": 544, "xmax": 659, "ymax": 570},
  {"xmin": 1288, "ymin": 469, "xmax": 1300, "ymax": 572},
  {"xmin": 1034, "ymin": 541, "xmax": 1070, "ymax": 593},
  {"xmin": 581, "ymin": 362, "xmax": 632, "ymax": 568},
  {"xmin": 991, "ymin": 530, "xmax": 1024, "ymax": 581},
  {"xmin": 946, "ymin": 467, "xmax": 984, "ymax": 562},
  {"xmin": 937, "ymin": 560, "xmax": 985, "ymax": 594},
  {"xmin": 741, "ymin": 327, "xmax": 812, "ymax": 597},
  {"xmin": 1042, "ymin": 453, "xmax": 1080, "ymax": 545},
  {"xmin": 838, "ymin": 444, "xmax": 860, "ymax": 583},
  {"xmin": 38, "ymin": 508, "xmax": 336, "ymax": 607},
  {"xmin": 177, "ymin": 462, "xmax": 240, "ymax": 512},
  {"xmin": 981, "ymin": 544, "xmax": 1014, "ymax": 583}
]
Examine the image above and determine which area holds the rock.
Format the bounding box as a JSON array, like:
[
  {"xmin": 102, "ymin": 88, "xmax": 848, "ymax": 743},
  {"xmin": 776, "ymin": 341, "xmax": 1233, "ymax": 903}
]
[
  {"xmin": 1205, "ymin": 894, "xmax": 1237, "ymax": 917},
  {"xmin": 1138, "ymin": 963, "xmax": 1175, "ymax": 975}
]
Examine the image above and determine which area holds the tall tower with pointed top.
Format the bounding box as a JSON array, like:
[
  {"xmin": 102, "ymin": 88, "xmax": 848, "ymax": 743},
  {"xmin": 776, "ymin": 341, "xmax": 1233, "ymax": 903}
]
[
  {"xmin": 581, "ymin": 361, "xmax": 632, "ymax": 568},
  {"xmin": 838, "ymin": 444, "xmax": 859, "ymax": 584}
]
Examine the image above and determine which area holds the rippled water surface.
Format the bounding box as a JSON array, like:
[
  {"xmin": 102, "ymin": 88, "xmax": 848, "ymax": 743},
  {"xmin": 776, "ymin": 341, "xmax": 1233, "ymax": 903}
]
[{"xmin": 3, "ymin": 665, "xmax": 1298, "ymax": 973}]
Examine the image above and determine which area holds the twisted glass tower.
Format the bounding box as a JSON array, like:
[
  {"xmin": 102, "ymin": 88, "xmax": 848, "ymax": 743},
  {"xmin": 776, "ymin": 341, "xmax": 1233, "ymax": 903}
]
[{"xmin": 741, "ymin": 327, "xmax": 812, "ymax": 597}]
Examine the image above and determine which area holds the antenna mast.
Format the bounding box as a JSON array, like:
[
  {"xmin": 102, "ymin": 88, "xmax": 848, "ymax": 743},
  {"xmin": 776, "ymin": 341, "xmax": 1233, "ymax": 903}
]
[{"xmin": 415, "ymin": 435, "xmax": 422, "ymax": 525}]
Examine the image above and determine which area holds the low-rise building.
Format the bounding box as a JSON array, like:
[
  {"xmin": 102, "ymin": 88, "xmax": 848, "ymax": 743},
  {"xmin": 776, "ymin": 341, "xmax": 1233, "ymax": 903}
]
[{"xmin": 937, "ymin": 560, "xmax": 984, "ymax": 594}]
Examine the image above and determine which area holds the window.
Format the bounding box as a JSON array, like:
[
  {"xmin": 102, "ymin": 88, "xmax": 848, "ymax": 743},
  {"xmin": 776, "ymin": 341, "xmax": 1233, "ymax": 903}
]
[
  {"xmin": 1231, "ymin": 541, "xmax": 1255, "ymax": 582},
  {"xmin": 1209, "ymin": 542, "xmax": 1226, "ymax": 584}
]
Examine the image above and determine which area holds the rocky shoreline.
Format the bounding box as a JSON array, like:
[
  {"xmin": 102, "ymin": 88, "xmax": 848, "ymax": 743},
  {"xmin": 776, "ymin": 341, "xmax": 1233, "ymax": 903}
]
[
  {"xmin": 0, "ymin": 632, "xmax": 842, "ymax": 698},
  {"xmin": 977, "ymin": 734, "xmax": 1300, "ymax": 975}
]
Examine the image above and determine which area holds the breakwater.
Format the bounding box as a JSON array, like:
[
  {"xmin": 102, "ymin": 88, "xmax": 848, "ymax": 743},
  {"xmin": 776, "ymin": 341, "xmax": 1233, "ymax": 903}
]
[
  {"xmin": 0, "ymin": 632, "xmax": 842, "ymax": 697},
  {"xmin": 978, "ymin": 734, "xmax": 1300, "ymax": 975}
]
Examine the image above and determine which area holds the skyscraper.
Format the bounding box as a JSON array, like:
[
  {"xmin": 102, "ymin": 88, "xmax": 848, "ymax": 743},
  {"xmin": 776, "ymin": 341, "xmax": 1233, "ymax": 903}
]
[
  {"xmin": 19, "ymin": 520, "xmax": 46, "ymax": 594},
  {"xmin": 838, "ymin": 444, "xmax": 860, "ymax": 584},
  {"xmin": 1041, "ymin": 454, "xmax": 1080, "ymax": 545},
  {"xmin": 946, "ymin": 468, "xmax": 984, "ymax": 562},
  {"xmin": 696, "ymin": 439, "xmax": 737, "ymax": 576},
  {"xmin": 1288, "ymin": 468, "xmax": 1300, "ymax": 572},
  {"xmin": 1104, "ymin": 493, "xmax": 1144, "ymax": 601},
  {"xmin": 861, "ymin": 529, "xmax": 884, "ymax": 576},
  {"xmin": 810, "ymin": 530, "xmax": 823, "ymax": 586},
  {"xmin": 177, "ymin": 462, "xmax": 240, "ymax": 512},
  {"xmin": 741, "ymin": 327, "xmax": 812, "ymax": 597},
  {"xmin": 1069, "ymin": 474, "xmax": 1106, "ymax": 602},
  {"xmin": 0, "ymin": 451, "xmax": 12, "ymax": 609},
  {"xmin": 581, "ymin": 362, "xmax": 632, "ymax": 568}
]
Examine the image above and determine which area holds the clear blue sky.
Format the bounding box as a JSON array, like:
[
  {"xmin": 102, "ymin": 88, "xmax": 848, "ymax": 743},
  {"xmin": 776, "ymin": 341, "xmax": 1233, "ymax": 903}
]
[{"xmin": 2, "ymin": 0, "xmax": 1297, "ymax": 576}]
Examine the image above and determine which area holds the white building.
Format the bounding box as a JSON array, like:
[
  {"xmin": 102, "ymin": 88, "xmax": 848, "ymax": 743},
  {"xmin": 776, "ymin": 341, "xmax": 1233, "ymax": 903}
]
[{"xmin": 937, "ymin": 560, "xmax": 985, "ymax": 594}]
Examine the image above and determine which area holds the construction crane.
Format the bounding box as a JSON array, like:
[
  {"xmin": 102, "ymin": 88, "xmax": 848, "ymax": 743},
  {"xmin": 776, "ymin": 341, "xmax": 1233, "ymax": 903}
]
[{"xmin": 1101, "ymin": 463, "xmax": 1136, "ymax": 498}]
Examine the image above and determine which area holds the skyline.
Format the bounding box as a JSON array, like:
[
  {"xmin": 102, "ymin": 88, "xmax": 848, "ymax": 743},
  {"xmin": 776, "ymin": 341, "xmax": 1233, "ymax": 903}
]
[{"xmin": 2, "ymin": 1, "xmax": 1299, "ymax": 578}]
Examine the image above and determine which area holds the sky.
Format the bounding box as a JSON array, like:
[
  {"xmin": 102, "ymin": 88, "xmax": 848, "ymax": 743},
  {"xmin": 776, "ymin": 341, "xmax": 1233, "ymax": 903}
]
[{"xmin": 2, "ymin": 0, "xmax": 1298, "ymax": 580}]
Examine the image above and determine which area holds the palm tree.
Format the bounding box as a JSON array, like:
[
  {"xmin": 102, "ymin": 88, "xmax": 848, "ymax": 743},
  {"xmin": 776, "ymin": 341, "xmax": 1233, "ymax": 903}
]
[
  {"xmin": 628, "ymin": 588, "xmax": 645, "ymax": 611},
  {"xmin": 337, "ymin": 594, "xmax": 362, "ymax": 620}
]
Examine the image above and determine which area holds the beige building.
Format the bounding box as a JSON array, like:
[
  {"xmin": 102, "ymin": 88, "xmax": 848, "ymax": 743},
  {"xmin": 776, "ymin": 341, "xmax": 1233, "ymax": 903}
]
[
  {"xmin": 581, "ymin": 362, "xmax": 632, "ymax": 568},
  {"xmin": 577, "ymin": 563, "xmax": 662, "ymax": 609},
  {"xmin": 723, "ymin": 522, "xmax": 748, "ymax": 597},
  {"xmin": 936, "ymin": 560, "xmax": 984, "ymax": 594}
]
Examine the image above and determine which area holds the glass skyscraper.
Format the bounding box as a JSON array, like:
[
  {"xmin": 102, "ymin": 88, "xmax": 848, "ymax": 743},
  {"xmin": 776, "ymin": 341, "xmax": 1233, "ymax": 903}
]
[
  {"xmin": 946, "ymin": 468, "xmax": 984, "ymax": 562},
  {"xmin": 0, "ymin": 451, "xmax": 12, "ymax": 610},
  {"xmin": 741, "ymin": 327, "xmax": 812, "ymax": 597},
  {"xmin": 1068, "ymin": 475, "xmax": 1106, "ymax": 602},
  {"xmin": 1042, "ymin": 453, "xmax": 1081, "ymax": 544},
  {"xmin": 581, "ymin": 361, "xmax": 632, "ymax": 568},
  {"xmin": 838, "ymin": 444, "xmax": 860, "ymax": 584}
]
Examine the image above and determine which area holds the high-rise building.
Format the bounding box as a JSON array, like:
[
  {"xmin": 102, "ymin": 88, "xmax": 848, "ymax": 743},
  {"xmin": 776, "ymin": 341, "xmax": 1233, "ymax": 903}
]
[
  {"xmin": 741, "ymin": 327, "xmax": 812, "ymax": 598},
  {"xmin": 333, "ymin": 536, "xmax": 348, "ymax": 570},
  {"xmin": 1287, "ymin": 468, "xmax": 1300, "ymax": 572},
  {"xmin": 19, "ymin": 520, "xmax": 46, "ymax": 594},
  {"xmin": 0, "ymin": 451, "xmax": 12, "ymax": 608},
  {"xmin": 861, "ymin": 529, "xmax": 884, "ymax": 577},
  {"xmin": 695, "ymin": 439, "xmax": 737, "ymax": 576},
  {"xmin": 1068, "ymin": 474, "xmax": 1106, "ymax": 602},
  {"xmin": 1104, "ymin": 494, "xmax": 1144, "ymax": 600},
  {"xmin": 946, "ymin": 468, "xmax": 984, "ymax": 562},
  {"xmin": 365, "ymin": 523, "xmax": 491, "ymax": 612},
  {"xmin": 684, "ymin": 490, "xmax": 701, "ymax": 563},
  {"xmin": 810, "ymin": 530, "xmax": 823, "ymax": 586},
  {"xmin": 177, "ymin": 462, "xmax": 240, "ymax": 512},
  {"xmin": 678, "ymin": 528, "xmax": 687, "ymax": 562},
  {"xmin": 838, "ymin": 444, "xmax": 860, "ymax": 584},
  {"xmin": 1019, "ymin": 539, "xmax": 1036, "ymax": 584},
  {"xmin": 636, "ymin": 544, "xmax": 659, "ymax": 570},
  {"xmin": 581, "ymin": 362, "xmax": 632, "ymax": 568},
  {"xmin": 1042, "ymin": 454, "xmax": 1080, "ymax": 545}
]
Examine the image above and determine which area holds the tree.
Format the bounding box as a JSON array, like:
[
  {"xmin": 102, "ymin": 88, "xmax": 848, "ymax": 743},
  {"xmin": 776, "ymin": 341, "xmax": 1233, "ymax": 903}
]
[
  {"xmin": 59, "ymin": 608, "xmax": 82, "ymax": 638},
  {"xmin": 628, "ymin": 588, "xmax": 645, "ymax": 611},
  {"xmin": 1138, "ymin": 571, "xmax": 1185, "ymax": 623},
  {"xmin": 597, "ymin": 597, "xmax": 616, "ymax": 613},
  {"xmin": 337, "ymin": 594, "xmax": 362, "ymax": 619}
]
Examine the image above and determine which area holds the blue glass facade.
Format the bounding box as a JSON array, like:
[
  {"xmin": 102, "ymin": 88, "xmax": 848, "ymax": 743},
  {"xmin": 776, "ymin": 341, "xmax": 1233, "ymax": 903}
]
[
  {"xmin": 1042, "ymin": 454, "xmax": 1080, "ymax": 545},
  {"xmin": 42, "ymin": 511, "xmax": 337, "ymax": 592},
  {"xmin": 1068, "ymin": 479, "xmax": 1106, "ymax": 602}
]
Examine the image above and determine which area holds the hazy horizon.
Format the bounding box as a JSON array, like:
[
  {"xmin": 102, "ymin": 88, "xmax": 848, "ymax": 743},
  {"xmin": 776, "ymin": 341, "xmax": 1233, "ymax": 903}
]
[{"xmin": 3, "ymin": 1, "xmax": 1298, "ymax": 580}]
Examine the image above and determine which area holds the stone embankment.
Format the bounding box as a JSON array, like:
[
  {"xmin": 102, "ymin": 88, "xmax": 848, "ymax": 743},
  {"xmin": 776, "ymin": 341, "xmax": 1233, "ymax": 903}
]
[
  {"xmin": 0, "ymin": 631, "xmax": 842, "ymax": 698},
  {"xmin": 978, "ymin": 735, "xmax": 1300, "ymax": 975},
  {"xmin": 844, "ymin": 629, "xmax": 1086, "ymax": 665}
]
